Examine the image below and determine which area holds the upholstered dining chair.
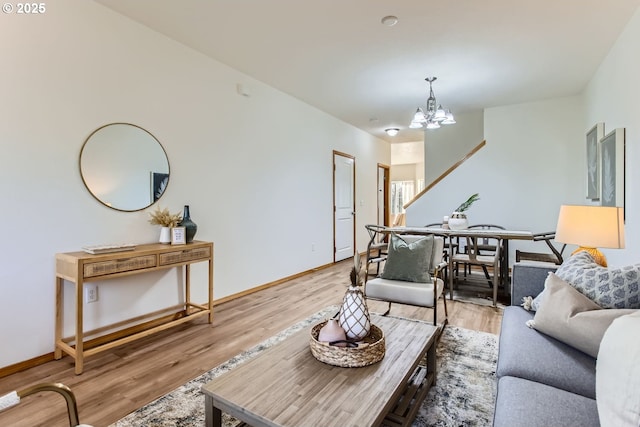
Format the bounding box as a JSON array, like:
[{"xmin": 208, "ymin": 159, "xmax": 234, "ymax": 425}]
[
  {"xmin": 450, "ymin": 232, "xmax": 503, "ymax": 307},
  {"xmin": 0, "ymin": 382, "xmax": 92, "ymax": 427},
  {"xmin": 364, "ymin": 233, "xmax": 448, "ymax": 328}
]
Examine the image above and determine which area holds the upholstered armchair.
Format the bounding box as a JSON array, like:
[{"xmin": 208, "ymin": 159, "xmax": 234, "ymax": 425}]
[{"xmin": 364, "ymin": 233, "xmax": 448, "ymax": 328}]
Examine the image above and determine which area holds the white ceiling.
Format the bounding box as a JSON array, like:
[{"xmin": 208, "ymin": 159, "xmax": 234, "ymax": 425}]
[{"xmin": 94, "ymin": 0, "xmax": 639, "ymax": 143}]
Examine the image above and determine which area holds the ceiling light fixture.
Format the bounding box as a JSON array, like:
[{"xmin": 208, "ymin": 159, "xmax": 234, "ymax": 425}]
[
  {"xmin": 385, "ymin": 128, "xmax": 399, "ymax": 136},
  {"xmin": 410, "ymin": 76, "xmax": 456, "ymax": 130}
]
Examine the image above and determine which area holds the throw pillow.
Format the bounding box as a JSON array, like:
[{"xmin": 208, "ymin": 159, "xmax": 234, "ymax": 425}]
[
  {"xmin": 555, "ymin": 251, "xmax": 640, "ymax": 309},
  {"xmin": 530, "ymin": 272, "xmax": 636, "ymax": 357},
  {"xmin": 596, "ymin": 311, "xmax": 640, "ymax": 427},
  {"xmin": 521, "ymin": 291, "xmax": 544, "ymax": 312},
  {"xmin": 381, "ymin": 233, "xmax": 434, "ymax": 283}
]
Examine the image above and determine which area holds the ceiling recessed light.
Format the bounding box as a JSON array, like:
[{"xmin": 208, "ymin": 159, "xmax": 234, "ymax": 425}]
[
  {"xmin": 381, "ymin": 15, "xmax": 398, "ymax": 27},
  {"xmin": 385, "ymin": 128, "xmax": 400, "ymax": 136}
]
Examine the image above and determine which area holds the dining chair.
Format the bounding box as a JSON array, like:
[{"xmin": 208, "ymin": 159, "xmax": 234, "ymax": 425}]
[
  {"xmin": 364, "ymin": 224, "xmax": 388, "ymax": 280},
  {"xmin": 515, "ymin": 231, "xmax": 566, "ymax": 264},
  {"xmin": 450, "ymin": 232, "xmax": 503, "ymax": 306},
  {"xmin": 425, "ymin": 223, "xmax": 454, "ymax": 286},
  {"xmin": 0, "ymin": 382, "xmax": 92, "ymax": 427},
  {"xmin": 456, "ymin": 224, "xmax": 505, "ymax": 283},
  {"xmin": 364, "ymin": 234, "xmax": 448, "ymax": 328}
]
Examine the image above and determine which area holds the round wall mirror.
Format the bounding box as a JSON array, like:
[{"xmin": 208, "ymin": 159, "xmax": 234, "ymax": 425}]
[{"xmin": 79, "ymin": 123, "xmax": 170, "ymax": 212}]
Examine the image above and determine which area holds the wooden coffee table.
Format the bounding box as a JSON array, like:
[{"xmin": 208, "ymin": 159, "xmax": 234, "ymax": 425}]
[{"xmin": 202, "ymin": 314, "xmax": 439, "ymax": 427}]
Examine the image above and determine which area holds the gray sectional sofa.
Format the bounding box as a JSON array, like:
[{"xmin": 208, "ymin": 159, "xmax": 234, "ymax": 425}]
[{"xmin": 493, "ymin": 262, "xmax": 600, "ymax": 427}]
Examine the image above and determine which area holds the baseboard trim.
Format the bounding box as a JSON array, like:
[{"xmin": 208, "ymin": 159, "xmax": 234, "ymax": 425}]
[{"xmin": 0, "ymin": 260, "xmax": 337, "ymax": 379}]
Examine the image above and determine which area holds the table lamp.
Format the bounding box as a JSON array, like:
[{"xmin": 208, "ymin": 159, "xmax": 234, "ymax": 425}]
[{"xmin": 555, "ymin": 205, "xmax": 624, "ymax": 267}]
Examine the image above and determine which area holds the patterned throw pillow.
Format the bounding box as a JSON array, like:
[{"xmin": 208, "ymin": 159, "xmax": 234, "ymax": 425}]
[{"xmin": 555, "ymin": 251, "xmax": 640, "ymax": 309}]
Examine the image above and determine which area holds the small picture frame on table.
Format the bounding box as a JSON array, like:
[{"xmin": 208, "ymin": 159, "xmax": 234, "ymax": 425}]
[{"xmin": 171, "ymin": 227, "xmax": 186, "ymax": 245}]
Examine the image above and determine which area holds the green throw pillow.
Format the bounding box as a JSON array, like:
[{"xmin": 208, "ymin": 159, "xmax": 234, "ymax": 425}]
[{"xmin": 381, "ymin": 233, "xmax": 434, "ymax": 283}]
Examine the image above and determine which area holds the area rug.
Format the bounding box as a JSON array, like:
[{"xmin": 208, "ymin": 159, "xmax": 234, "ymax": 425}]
[{"xmin": 111, "ymin": 307, "xmax": 498, "ymax": 427}]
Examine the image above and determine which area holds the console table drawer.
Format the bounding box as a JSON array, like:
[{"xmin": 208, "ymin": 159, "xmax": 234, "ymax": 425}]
[
  {"xmin": 159, "ymin": 246, "xmax": 212, "ymax": 265},
  {"xmin": 83, "ymin": 255, "xmax": 157, "ymax": 278}
]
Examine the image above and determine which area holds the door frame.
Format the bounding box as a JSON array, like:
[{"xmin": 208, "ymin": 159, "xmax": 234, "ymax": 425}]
[
  {"xmin": 333, "ymin": 150, "xmax": 356, "ymax": 263},
  {"xmin": 377, "ymin": 163, "xmax": 390, "ymax": 227}
]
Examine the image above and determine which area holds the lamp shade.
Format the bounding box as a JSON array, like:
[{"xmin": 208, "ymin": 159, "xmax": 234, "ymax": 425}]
[{"xmin": 555, "ymin": 205, "xmax": 625, "ymax": 249}]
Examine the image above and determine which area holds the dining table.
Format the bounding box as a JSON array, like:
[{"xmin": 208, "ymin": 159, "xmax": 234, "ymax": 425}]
[{"xmin": 383, "ymin": 226, "xmax": 534, "ymax": 299}]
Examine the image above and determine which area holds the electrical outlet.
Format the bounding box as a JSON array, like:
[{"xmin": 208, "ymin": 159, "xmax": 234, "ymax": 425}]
[
  {"xmin": 85, "ymin": 284, "xmax": 98, "ymax": 303},
  {"xmin": 311, "ymin": 243, "xmax": 316, "ymax": 252}
]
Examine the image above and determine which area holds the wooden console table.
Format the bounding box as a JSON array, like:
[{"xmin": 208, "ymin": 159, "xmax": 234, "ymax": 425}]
[{"xmin": 55, "ymin": 240, "xmax": 214, "ymax": 374}]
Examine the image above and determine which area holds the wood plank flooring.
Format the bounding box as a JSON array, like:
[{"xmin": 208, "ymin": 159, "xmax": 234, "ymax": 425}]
[{"xmin": 0, "ymin": 260, "xmax": 503, "ymax": 427}]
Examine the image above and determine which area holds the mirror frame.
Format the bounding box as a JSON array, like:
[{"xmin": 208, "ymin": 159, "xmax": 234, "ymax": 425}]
[{"xmin": 79, "ymin": 123, "xmax": 170, "ymax": 212}]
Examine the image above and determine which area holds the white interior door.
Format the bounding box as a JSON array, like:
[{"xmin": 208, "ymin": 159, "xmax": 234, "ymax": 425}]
[{"xmin": 334, "ymin": 152, "xmax": 355, "ymax": 262}]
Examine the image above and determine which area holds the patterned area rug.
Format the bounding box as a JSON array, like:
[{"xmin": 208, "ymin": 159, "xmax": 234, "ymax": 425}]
[{"xmin": 111, "ymin": 307, "xmax": 498, "ymax": 427}]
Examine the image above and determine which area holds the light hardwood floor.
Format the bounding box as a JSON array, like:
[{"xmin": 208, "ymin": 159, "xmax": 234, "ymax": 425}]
[{"xmin": 0, "ymin": 260, "xmax": 503, "ymax": 427}]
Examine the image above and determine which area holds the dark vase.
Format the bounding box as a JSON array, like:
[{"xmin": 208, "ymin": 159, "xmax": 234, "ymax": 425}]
[{"xmin": 179, "ymin": 205, "xmax": 198, "ymax": 243}]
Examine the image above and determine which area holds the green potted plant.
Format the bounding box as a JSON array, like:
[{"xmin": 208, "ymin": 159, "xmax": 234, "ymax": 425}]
[{"xmin": 449, "ymin": 193, "xmax": 480, "ymax": 230}]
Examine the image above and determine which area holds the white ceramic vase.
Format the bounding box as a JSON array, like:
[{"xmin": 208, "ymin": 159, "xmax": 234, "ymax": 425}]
[
  {"xmin": 159, "ymin": 226, "xmax": 171, "ymax": 244},
  {"xmin": 448, "ymin": 212, "xmax": 469, "ymax": 230},
  {"xmin": 339, "ymin": 285, "xmax": 371, "ymax": 341}
]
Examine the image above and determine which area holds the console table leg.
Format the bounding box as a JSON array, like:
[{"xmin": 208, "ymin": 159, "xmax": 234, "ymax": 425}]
[
  {"xmin": 185, "ymin": 264, "xmax": 191, "ymax": 315},
  {"xmin": 54, "ymin": 277, "xmax": 63, "ymax": 359},
  {"xmin": 75, "ymin": 279, "xmax": 84, "ymax": 374},
  {"xmin": 208, "ymin": 258, "xmax": 214, "ymax": 323}
]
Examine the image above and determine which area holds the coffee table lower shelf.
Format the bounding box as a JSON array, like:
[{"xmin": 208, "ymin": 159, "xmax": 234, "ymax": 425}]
[{"xmin": 383, "ymin": 363, "xmax": 435, "ymax": 427}]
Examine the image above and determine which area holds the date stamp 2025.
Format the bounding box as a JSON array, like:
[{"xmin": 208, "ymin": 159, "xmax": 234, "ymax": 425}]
[{"xmin": 2, "ymin": 2, "xmax": 46, "ymax": 14}]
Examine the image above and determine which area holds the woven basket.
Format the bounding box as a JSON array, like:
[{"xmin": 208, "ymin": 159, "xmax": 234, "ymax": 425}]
[{"xmin": 309, "ymin": 321, "xmax": 385, "ymax": 367}]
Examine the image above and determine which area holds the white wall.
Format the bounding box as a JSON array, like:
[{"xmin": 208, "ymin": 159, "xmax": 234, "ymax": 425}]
[
  {"xmin": 407, "ymin": 96, "xmax": 584, "ymax": 263},
  {"xmin": 583, "ymin": 7, "xmax": 640, "ymax": 266},
  {"xmin": 0, "ymin": 0, "xmax": 389, "ymax": 368},
  {"xmin": 408, "ymin": 6, "xmax": 640, "ymax": 267},
  {"xmin": 424, "ymin": 110, "xmax": 484, "ymax": 184}
]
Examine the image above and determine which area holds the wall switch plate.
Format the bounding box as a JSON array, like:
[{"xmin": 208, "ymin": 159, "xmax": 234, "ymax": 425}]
[{"xmin": 85, "ymin": 284, "xmax": 98, "ymax": 303}]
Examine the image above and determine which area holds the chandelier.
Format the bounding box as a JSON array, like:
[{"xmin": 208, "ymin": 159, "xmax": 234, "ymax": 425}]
[{"xmin": 409, "ymin": 77, "xmax": 456, "ymax": 130}]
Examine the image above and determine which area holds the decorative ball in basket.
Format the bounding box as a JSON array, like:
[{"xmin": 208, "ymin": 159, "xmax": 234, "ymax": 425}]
[{"xmin": 310, "ymin": 251, "xmax": 385, "ymax": 367}]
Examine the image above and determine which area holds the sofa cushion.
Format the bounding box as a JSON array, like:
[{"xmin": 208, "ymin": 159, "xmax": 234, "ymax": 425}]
[
  {"xmin": 493, "ymin": 376, "xmax": 599, "ymax": 427},
  {"xmin": 364, "ymin": 277, "xmax": 444, "ymax": 307},
  {"xmin": 597, "ymin": 311, "xmax": 640, "ymax": 427},
  {"xmin": 530, "ymin": 272, "xmax": 636, "ymax": 357},
  {"xmin": 380, "ymin": 233, "xmax": 433, "ymax": 283},
  {"xmin": 497, "ymin": 306, "xmax": 596, "ymax": 398},
  {"xmin": 555, "ymin": 251, "xmax": 640, "ymax": 309}
]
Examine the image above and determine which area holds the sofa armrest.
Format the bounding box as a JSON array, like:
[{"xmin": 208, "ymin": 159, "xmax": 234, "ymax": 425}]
[{"xmin": 510, "ymin": 262, "xmax": 558, "ymax": 306}]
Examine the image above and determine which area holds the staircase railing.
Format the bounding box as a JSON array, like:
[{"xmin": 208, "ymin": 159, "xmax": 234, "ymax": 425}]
[{"xmin": 403, "ymin": 140, "xmax": 486, "ymax": 210}]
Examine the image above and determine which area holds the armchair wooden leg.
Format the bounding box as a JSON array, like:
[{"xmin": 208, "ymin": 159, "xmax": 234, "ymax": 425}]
[{"xmin": 381, "ymin": 301, "xmax": 391, "ymax": 316}]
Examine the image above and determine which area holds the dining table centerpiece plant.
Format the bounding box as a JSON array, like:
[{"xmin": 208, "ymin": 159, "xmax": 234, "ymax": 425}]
[
  {"xmin": 148, "ymin": 206, "xmax": 182, "ymax": 244},
  {"xmin": 449, "ymin": 193, "xmax": 480, "ymax": 230}
]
